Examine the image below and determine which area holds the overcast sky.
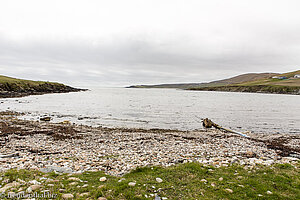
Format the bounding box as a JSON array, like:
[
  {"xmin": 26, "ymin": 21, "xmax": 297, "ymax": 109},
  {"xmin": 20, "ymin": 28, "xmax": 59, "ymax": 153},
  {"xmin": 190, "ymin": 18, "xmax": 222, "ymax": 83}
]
[{"xmin": 0, "ymin": 0, "xmax": 299, "ymax": 86}]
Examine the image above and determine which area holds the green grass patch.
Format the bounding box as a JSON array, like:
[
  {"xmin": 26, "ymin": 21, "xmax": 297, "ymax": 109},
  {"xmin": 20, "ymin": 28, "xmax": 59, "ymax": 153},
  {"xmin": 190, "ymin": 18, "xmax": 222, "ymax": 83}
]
[
  {"xmin": 0, "ymin": 75, "xmax": 75, "ymax": 93},
  {"xmin": 0, "ymin": 162, "xmax": 299, "ymax": 199}
]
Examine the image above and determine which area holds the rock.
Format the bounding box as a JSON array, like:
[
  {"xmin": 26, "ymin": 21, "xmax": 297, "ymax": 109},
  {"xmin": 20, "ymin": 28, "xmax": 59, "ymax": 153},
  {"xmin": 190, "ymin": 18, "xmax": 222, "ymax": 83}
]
[
  {"xmin": 266, "ymin": 191, "xmax": 273, "ymax": 194},
  {"xmin": 2, "ymin": 179, "xmax": 9, "ymax": 183},
  {"xmin": 29, "ymin": 180, "xmax": 41, "ymax": 185},
  {"xmin": 246, "ymin": 151, "xmax": 257, "ymax": 158},
  {"xmin": 98, "ymin": 185, "xmax": 105, "ymax": 189},
  {"xmin": 9, "ymin": 181, "xmax": 21, "ymax": 187},
  {"xmin": 0, "ymin": 181, "xmax": 20, "ymax": 193},
  {"xmin": 118, "ymin": 178, "xmax": 125, "ymax": 183},
  {"xmin": 201, "ymin": 179, "xmax": 207, "ymax": 182},
  {"xmin": 31, "ymin": 185, "xmax": 41, "ymax": 191},
  {"xmin": 40, "ymin": 117, "xmax": 51, "ymax": 121},
  {"xmin": 281, "ymin": 157, "xmax": 299, "ymax": 162},
  {"xmin": 225, "ymin": 188, "xmax": 233, "ymax": 193},
  {"xmin": 249, "ymin": 158, "xmax": 258, "ymax": 165},
  {"xmin": 156, "ymin": 178, "xmax": 163, "ymax": 183},
  {"xmin": 61, "ymin": 120, "xmax": 71, "ymax": 124},
  {"xmin": 99, "ymin": 177, "xmax": 107, "ymax": 182},
  {"xmin": 26, "ymin": 187, "xmax": 33, "ymax": 193},
  {"xmin": 218, "ymin": 177, "xmax": 223, "ymax": 181},
  {"xmin": 69, "ymin": 182, "xmax": 78, "ymax": 186},
  {"xmin": 128, "ymin": 182, "xmax": 136, "ymax": 186},
  {"xmin": 40, "ymin": 166, "xmax": 73, "ymax": 174},
  {"xmin": 62, "ymin": 193, "xmax": 74, "ymax": 199},
  {"xmin": 264, "ymin": 160, "xmax": 274, "ymax": 165},
  {"xmin": 45, "ymin": 178, "xmax": 54, "ymax": 183},
  {"xmin": 0, "ymin": 185, "xmax": 12, "ymax": 193},
  {"xmin": 82, "ymin": 184, "xmax": 88, "ymax": 188},
  {"xmin": 155, "ymin": 195, "xmax": 162, "ymax": 200},
  {"xmin": 211, "ymin": 183, "xmax": 216, "ymax": 187},
  {"xmin": 68, "ymin": 177, "xmax": 80, "ymax": 181},
  {"xmin": 79, "ymin": 192, "xmax": 89, "ymax": 197},
  {"xmin": 98, "ymin": 197, "xmax": 107, "ymax": 200},
  {"xmin": 17, "ymin": 178, "xmax": 26, "ymax": 184}
]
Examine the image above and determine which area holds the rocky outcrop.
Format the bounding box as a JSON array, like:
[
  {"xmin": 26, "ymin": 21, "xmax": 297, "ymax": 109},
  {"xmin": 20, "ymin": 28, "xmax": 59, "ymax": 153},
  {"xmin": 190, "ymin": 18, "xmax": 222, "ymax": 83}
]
[{"xmin": 0, "ymin": 82, "xmax": 86, "ymax": 98}]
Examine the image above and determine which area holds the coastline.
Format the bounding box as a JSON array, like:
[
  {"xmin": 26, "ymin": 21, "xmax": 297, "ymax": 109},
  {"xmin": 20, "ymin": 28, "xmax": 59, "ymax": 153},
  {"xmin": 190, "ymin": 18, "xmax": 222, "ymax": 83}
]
[
  {"xmin": 129, "ymin": 85, "xmax": 300, "ymax": 95},
  {"xmin": 0, "ymin": 86, "xmax": 87, "ymax": 98},
  {"xmin": 0, "ymin": 76, "xmax": 87, "ymax": 98},
  {"xmin": 0, "ymin": 111, "xmax": 299, "ymax": 176},
  {"xmin": 187, "ymin": 85, "xmax": 300, "ymax": 95}
]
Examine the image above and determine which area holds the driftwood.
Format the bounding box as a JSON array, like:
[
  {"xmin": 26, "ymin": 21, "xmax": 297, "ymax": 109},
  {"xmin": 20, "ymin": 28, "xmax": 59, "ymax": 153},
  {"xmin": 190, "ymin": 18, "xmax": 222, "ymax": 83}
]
[
  {"xmin": 40, "ymin": 117, "xmax": 51, "ymax": 122},
  {"xmin": 0, "ymin": 153, "xmax": 19, "ymax": 158},
  {"xmin": 202, "ymin": 118, "xmax": 249, "ymax": 138}
]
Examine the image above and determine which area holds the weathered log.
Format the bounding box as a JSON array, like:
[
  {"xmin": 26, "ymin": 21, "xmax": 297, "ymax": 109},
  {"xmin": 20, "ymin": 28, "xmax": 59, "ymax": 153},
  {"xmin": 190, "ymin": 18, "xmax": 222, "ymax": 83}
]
[
  {"xmin": 202, "ymin": 118, "xmax": 249, "ymax": 138},
  {"xmin": 0, "ymin": 153, "xmax": 19, "ymax": 158},
  {"xmin": 202, "ymin": 118, "xmax": 213, "ymax": 128},
  {"xmin": 40, "ymin": 117, "xmax": 51, "ymax": 121}
]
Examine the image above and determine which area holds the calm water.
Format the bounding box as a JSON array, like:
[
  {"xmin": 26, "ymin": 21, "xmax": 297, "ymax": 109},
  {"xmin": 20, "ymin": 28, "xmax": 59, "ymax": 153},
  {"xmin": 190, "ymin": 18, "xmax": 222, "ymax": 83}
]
[{"xmin": 0, "ymin": 87, "xmax": 299, "ymax": 134}]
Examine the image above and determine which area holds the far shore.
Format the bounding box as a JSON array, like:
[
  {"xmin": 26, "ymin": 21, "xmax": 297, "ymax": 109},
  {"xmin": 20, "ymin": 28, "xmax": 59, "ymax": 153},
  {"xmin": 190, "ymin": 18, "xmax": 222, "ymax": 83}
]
[{"xmin": 128, "ymin": 85, "xmax": 300, "ymax": 95}]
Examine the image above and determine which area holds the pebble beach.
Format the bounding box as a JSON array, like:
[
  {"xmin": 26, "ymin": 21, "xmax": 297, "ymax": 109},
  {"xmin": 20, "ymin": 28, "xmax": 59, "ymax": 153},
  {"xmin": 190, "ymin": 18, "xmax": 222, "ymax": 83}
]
[{"xmin": 1, "ymin": 112, "xmax": 299, "ymax": 176}]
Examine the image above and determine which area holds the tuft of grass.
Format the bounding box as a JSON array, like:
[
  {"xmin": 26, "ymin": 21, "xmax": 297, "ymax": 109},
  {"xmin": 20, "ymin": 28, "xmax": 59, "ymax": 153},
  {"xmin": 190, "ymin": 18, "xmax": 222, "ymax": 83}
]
[{"xmin": 0, "ymin": 162, "xmax": 299, "ymax": 199}]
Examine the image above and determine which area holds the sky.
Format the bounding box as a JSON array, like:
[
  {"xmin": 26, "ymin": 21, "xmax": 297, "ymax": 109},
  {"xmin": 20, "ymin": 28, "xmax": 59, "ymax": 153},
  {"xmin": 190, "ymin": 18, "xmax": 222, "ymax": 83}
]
[{"xmin": 0, "ymin": 0, "xmax": 299, "ymax": 87}]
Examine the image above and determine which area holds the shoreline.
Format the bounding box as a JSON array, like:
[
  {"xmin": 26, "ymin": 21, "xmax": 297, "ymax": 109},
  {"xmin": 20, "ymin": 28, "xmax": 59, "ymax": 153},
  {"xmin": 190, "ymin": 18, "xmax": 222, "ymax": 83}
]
[
  {"xmin": 1, "ymin": 112, "xmax": 299, "ymax": 176},
  {"xmin": 0, "ymin": 76, "xmax": 87, "ymax": 98},
  {"xmin": 187, "ymin": 85, "xmax": 300, "ymax": 95},
  {"xmin": 0, "ymin": 88, "xmax": 87, "ymax": 99},
  {"xmin": 129, "ymin": 85, "xmax": 300, "ymax": 95}
]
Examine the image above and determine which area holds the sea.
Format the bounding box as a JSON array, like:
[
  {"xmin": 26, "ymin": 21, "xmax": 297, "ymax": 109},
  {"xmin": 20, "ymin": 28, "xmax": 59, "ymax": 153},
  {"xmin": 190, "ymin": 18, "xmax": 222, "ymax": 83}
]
[{"xmin": 0, "ymin": 87, "xmax": 299, "ymax": 134}]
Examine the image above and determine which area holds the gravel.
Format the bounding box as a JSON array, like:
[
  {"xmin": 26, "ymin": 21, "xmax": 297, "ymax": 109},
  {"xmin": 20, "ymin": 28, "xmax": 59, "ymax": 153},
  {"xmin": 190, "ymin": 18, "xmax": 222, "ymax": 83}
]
[{"xmin": 0, "ymin": 114, "xmax": 299, "ymax": 176}]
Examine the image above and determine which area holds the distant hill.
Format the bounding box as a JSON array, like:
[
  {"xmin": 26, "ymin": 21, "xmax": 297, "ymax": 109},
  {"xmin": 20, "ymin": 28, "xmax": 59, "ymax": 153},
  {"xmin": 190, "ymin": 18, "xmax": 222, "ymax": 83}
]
[
  {"xmin": 189, "ymin": 70, "xmax": 300, "ymax": 95},
  {"xmin": 0, "ymin": 75, "xmax": 86, "ymax": 98},
  {"xmin": 208, "ymin": 73, "xmax": 279, "ymax": 85},
  {"xmin": 236, "ymin": 70, "xmax": 300, "ymax": 87},
  {"xmin": 128, "ymin": 72, "xmax": 279, "ymax": 89},
  {"xmin": 128, "ymin": 70, "xmax": 300, "ymax": 95}
]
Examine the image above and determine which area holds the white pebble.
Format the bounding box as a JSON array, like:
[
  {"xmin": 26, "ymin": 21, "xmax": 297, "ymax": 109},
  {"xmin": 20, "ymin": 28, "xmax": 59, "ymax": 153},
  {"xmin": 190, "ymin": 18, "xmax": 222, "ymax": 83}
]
[
  {"xmin": 156, "ymin": 178, "xmax": 163, "ymax": 183},
  {"xmin": 128, "ymin": 182, "xmax": 136, "ymax": 186},
  {"xmin": 99, "ymin": 177, "xmax": 107, "ymax": 182}
]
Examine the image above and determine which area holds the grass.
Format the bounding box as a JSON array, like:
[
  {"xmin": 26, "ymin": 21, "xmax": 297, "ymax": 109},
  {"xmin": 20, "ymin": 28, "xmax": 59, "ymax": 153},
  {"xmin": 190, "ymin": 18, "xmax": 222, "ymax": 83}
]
[
  {"xmin": 236, "ymin": 70, "xmax": 300, "ymax": 87},
  {"xmin": 188, "ymin": 70, "xmax": 300, "ymax": 94},
  {"xmin": 0, "ymin": 75, "xmax": 74, "ymax": 93},
  {"xmin": 0, "ymin": 162, "xmax": 299, "ymax": 199},
  {"xmin": 0, "ymin": 75, "xmax": 55, "ymax": 85}
]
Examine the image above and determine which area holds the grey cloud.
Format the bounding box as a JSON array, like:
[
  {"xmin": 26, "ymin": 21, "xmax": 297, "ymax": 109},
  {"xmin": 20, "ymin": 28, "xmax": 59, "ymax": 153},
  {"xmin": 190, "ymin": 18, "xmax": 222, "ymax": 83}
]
[{"xmin": 0, "ymin": 30, "xmax": 299, "ymax": 87}]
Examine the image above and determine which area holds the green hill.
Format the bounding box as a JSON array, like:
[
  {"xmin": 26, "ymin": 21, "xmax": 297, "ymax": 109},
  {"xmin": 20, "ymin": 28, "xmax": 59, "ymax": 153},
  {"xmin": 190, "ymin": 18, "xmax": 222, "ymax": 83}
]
[
  {"xmin": 237, "ymin": 70, "xmax": 300, "ymax": 87},
  {"xmin": 128, "ymin": 70, "xmax": 300, "ymax": 95},
  {"xmin": 189, "ymin": 70, "xmax": 300, "ymax": 95},
  {"xmin": 0, "ymin": 75, "xmax": 85, "ymax": 98},
  {"xmin": 128, "ymin": 73, "xmax": 278, "ymax": 89}
]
